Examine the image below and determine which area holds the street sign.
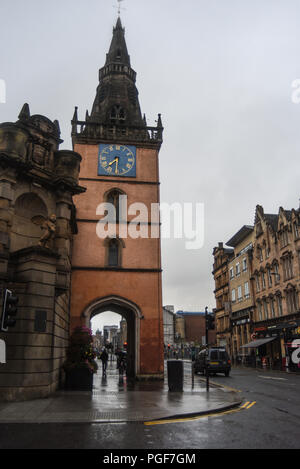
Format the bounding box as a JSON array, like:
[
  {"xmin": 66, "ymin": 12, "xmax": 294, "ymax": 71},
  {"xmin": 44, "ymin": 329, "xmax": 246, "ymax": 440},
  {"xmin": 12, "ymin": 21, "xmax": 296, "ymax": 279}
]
[{"xmin": 0, "ymin": 339, "xmax": 5, "ymax": 363}]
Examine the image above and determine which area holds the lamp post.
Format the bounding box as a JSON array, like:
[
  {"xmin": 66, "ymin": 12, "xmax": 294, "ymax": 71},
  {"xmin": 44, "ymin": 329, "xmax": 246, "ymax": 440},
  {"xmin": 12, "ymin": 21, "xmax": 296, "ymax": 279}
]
[{"xmin": 205, "ymin": 306, "xmax": 209, "ymax": 392}]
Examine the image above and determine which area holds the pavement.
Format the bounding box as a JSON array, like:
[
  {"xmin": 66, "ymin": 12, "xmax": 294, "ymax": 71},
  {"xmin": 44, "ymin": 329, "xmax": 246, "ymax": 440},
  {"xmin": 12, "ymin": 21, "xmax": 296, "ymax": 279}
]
[{"xmin": 0, "ymin": 360, "xmax": 242, "ymax": 423}]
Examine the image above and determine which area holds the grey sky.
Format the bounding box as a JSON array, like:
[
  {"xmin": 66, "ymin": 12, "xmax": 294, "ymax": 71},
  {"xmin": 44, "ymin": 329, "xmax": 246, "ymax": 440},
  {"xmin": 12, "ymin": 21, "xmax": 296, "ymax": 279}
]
[{"xmin": 1, "ymin": 0, "xmax": 300, "ymax": 325}]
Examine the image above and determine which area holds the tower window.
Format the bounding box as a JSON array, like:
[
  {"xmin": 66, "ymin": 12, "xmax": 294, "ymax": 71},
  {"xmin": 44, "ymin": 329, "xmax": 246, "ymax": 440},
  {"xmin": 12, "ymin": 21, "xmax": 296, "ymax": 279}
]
[
  {"xmin": 110, "ymin": 105, "xmax": 126, "ymax": 125},
  {"xmin": 106, "ymin": 189, "xmax": 126, "ymax": 222},
  {"xmin": 108, "ymin": 239, "xmax": 119, "ymax": 267}
]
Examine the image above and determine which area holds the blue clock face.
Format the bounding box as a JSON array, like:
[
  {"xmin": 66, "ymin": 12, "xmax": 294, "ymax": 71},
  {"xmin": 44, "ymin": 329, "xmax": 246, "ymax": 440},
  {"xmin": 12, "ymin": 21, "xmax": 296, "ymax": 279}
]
[{"xmin": 98, "ymin": 144, "xmax": 136, "ymax": 177}]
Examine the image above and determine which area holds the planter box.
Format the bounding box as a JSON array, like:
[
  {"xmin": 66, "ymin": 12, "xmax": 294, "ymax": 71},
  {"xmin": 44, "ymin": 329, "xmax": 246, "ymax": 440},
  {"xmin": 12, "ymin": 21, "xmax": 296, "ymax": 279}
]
[{"xmin": 65, "ymin": 367, "xmax": 94, "ymax": 391}]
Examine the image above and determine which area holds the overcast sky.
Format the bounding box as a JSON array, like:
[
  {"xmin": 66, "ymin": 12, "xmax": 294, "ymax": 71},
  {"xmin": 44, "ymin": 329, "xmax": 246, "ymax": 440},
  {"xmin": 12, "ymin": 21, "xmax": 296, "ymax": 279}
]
[{"xmin": 1, "ymin": 0, "xmax": 300, "ymax": 331}]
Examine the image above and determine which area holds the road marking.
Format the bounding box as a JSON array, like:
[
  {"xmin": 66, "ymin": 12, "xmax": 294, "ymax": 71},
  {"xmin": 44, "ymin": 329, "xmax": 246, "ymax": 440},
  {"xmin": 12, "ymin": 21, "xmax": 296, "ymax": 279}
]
[
  {"xmin": 144, "ymin": 401, "xmax": 256, "ymax": 426},
  {"xmin": 240, "ymin": 401, "xmax": 250, "ymax": 409},
  {"xmin": 258, "ymin": 376, "xmax": 287, "ymax": 381},
  {"xmin": 199, "ymin": 378, "xmax": 242, "ymax": 393},
  {"xmin": 246, "ymin": 401, "xmax": 256, "ymax": 409}
]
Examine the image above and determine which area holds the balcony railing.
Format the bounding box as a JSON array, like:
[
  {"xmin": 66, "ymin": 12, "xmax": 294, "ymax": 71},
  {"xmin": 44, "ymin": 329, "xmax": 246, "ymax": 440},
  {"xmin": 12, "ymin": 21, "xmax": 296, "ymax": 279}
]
[{"xmin": 71, "ymin": 120, "xmax": 163, "ymax": 144}]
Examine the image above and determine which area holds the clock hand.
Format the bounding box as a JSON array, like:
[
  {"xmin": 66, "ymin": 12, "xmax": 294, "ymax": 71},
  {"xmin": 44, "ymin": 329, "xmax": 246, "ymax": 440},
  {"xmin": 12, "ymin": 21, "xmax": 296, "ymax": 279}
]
[
  {"xmin": 108, "ymin": 158, "xmax": 118, "ymax": 166},
  {"xmin": 115, "ymin": 157, "xmax": 119, "ymax": 174}
]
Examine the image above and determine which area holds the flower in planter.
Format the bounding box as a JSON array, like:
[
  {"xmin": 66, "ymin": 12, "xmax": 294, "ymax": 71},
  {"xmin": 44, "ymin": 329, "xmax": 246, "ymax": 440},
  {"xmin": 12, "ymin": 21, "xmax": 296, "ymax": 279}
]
[{"xmin": 63, "ymin": 326, "xmax": 98, "ymax": 374}]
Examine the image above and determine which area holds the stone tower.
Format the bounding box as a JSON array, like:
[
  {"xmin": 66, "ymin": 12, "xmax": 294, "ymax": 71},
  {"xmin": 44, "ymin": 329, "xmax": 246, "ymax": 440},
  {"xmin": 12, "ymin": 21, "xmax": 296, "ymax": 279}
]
[{"xmin": 70, "ymin": 18, "xmax": 164, "ymax": 379}]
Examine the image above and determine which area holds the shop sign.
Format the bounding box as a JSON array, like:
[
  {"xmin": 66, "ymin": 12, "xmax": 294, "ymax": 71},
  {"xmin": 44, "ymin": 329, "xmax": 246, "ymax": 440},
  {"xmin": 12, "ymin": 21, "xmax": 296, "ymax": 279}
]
[{"xmin": 291, "ymin": 339, "xmax": 300, "ymax": 365}]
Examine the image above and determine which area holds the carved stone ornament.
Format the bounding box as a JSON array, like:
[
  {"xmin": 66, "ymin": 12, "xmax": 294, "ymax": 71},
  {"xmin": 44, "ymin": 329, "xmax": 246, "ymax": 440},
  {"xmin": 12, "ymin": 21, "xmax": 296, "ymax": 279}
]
[{"xmin": 38, "ymin": 214, "xmax": 57, "ymax": 249}]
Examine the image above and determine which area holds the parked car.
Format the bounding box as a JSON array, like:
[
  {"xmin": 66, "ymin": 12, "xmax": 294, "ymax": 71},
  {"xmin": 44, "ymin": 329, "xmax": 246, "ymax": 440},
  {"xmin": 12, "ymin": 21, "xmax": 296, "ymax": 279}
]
[{"xmin": 194, "ymin": 347, "xmax": 231, "ymax": 377}]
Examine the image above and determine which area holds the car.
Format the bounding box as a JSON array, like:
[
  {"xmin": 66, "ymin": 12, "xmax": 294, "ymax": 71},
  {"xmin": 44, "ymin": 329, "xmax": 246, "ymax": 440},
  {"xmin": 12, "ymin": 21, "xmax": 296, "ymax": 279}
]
[{"xmin": 194, "ymin": 347, "xmax": 231, "ymax": 377}]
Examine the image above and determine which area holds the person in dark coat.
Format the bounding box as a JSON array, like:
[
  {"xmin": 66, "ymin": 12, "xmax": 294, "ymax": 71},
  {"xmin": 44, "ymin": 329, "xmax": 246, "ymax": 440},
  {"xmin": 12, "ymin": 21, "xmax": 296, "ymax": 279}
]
[{"xmin": 100, "ymin": 348, "xmax": 109, "ymax": 376}]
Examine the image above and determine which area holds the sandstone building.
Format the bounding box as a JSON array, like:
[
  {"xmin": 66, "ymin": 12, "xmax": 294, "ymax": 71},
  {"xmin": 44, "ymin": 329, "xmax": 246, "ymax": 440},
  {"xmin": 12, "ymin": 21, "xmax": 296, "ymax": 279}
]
[
  {"xmin": 213, "ymin": 203, "xmax": 300, "ymax": 370},
  {"xmin": 212, "ymin": 242, "xmax": 233, "ymax": 350},
  {"xmin": 0, "ymin": 105, "xmax": 84, "ymax": 400},
  {"xmin": 226, "ymin": 226, "xmax": 255, "ymax": 361}
]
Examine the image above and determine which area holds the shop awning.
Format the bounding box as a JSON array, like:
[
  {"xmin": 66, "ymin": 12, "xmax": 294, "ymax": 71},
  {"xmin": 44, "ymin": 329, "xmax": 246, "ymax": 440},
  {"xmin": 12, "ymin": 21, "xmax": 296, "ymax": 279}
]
[{"xmin": 241, "ymin": 337, "xmax": 276, "ymax": 348}]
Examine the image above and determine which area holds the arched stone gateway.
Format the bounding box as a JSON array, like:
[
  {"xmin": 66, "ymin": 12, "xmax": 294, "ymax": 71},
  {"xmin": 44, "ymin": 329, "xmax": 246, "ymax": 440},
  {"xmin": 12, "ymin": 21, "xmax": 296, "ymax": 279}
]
[{"xmin": 82, "ymin": 296, "xmax": 142, "ymax": 378}]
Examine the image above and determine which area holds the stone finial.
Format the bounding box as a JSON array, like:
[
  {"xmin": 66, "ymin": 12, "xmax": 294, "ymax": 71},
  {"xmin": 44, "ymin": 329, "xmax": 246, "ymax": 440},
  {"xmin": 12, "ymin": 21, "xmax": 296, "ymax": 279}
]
[
  {"xmin": 53, "ymin": 119, "xmax": 61, "ymax": 136},
  {"xmin": 157, "ymin": 114, "xmax": 163, "ymax": 128},
  {"xmin": 18, "ymin": 103, "xmax": 30, "ymax": 121},
  {"xmin": 72, "ymin": 106, "xmax": 78, "ymax": 122}
]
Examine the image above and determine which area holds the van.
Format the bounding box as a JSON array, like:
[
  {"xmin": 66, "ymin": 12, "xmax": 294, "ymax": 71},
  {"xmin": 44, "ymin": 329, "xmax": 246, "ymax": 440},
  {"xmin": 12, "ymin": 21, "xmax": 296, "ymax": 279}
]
[{"xmin": 194, "ymin": 347, "xmax": 231, "ymax": 377}]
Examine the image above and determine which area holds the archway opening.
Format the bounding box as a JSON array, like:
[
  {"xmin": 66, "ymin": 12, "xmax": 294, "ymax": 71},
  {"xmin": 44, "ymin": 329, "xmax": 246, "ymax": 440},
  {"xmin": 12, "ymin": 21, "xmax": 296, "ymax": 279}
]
[{"xmin": 86, "ymin": 296, "xmax": 141, "ymax": 380}]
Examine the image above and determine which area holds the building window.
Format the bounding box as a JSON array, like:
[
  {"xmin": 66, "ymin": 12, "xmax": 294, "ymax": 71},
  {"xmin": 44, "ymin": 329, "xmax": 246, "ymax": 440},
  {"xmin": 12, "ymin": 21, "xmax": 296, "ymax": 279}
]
[
  {"xmin": 263, "ymin": 299, "xmax": 269, "ymax": 320},
  {"xmin": 105, "ymin": 189, "xmax": 126, "ymax": 223},
  {"xmin": 237, "ymin": 285, "xmax": 242, "ymax": 301},
  {"xmin": 257, "ymin": 302, "xmax": 263, "ymax": 321},
  {"xmin": 257, "ymin": 246, "xmax": 263, "ymax": 262},
  {"xmin": 230, "ymin": 267, "xmax": 234, "ymax": 279},
  {"xmin": 261, "ymin": 271, "xmax": 266, "ymax": 290},
  {"xmin": 276, "ymin": 295, "xmax": 283, "ymax": 317},
  {"xmin": 294, "ymin": 222, "xmax": 299, "ymax": 240},
  {"xmin": 270, "ymin": 298, "xmax": 276, "ymax": 318},
  {"xmin": 267, "ymin": 268, "xmax": 272, "ymax": 288},
  {"xmin": 255, "ymin": 274, "xmax": 260, "ymax": 293},
  {"xmin": 282, "ymin": 254, "xmax": 293, "ymax": 281},
  {"xmin": 231, "ymin": 289, "xmax": 236, "ymax": 303},
  {"xmin": 286, "ymin": 287, "xmax": 298, "ymax": 315},
  {"xmin": 273, "ymin": 262, "xmax": 280, "ymax": 284},
  {"xmin": 108, "ymin": 239, "xmax": 120, "ymax": 267},
  {"xmin": 236, "ymin": 262, "xmax": 240, "ymax": 276},
  {"xmin": 110, "ymin": 105, "xmax": 126, "ymax": 125},
  {"xmin": 242, "ymin": 258, "xmax": 247, "ymax": 272},
  {"xmin": 279, "ymin": 226, "xmax": 289, "ymax": 248},
  {"xmin": 244, "ymin": 282, "xmax": 250, "ymax": 299}
]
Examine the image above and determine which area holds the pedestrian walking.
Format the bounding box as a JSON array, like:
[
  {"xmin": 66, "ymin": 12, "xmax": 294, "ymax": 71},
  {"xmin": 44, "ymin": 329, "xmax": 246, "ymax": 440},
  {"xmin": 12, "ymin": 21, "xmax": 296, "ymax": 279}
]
[{"xmin": 100, "ymin": 348, "xmax": 109, "ymax": 376}]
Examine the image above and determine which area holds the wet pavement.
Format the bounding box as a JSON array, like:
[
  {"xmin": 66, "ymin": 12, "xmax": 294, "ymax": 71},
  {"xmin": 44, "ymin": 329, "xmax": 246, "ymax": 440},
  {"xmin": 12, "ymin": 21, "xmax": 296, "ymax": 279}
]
[{"xmin": 0, "ymin": 360, "xmax": 242, "ymax": 423}]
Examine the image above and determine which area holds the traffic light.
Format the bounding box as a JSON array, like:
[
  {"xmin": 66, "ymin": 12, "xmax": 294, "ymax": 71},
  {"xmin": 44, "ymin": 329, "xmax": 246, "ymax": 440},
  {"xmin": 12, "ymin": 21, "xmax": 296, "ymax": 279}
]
[
  {"xmin": 1, "ymin": 289, "xmax": 19, "ymax": 332},
  {"xmin": 206, "ymin": 313, "xmax": 215, "ymax": 330}
]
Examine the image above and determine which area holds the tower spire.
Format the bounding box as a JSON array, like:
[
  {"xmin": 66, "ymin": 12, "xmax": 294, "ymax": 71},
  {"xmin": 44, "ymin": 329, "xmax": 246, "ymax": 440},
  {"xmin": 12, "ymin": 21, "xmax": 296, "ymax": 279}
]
[
  {"xmin": 89, "ymin": 17, "xmax": 143, "ymax": 128},
  {"xmin": 72, "ymin": 17, "xmax": 163, "ymax": 146},
  {"xmin": 105, "ymin": 15, "xmax": 130, "ymax": 67}
]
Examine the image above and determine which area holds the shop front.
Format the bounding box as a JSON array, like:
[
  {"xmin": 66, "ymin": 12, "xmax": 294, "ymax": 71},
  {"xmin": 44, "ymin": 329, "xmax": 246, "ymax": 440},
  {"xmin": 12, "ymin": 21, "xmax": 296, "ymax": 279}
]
[{"xmin": 241, "ymin": 318, "xmax": 300, "ymax": 371}]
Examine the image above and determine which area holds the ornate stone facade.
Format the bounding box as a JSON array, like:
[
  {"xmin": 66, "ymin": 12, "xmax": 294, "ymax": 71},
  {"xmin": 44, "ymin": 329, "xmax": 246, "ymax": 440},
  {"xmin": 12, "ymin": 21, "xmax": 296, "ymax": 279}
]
[
  {"xmin": 0, "ymin": 105, "xmax": 84, "ymax": 400},
  {"xmin": 213, "ymin": 203, "xmax": 300, "ymax": 370}
]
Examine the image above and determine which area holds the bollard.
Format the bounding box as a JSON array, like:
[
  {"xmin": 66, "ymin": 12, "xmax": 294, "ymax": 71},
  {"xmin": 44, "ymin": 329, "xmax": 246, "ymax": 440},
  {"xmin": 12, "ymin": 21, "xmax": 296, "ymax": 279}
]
[{"xmin": 191, "ymin": 361, "xmax": 194, "ymax": 389}]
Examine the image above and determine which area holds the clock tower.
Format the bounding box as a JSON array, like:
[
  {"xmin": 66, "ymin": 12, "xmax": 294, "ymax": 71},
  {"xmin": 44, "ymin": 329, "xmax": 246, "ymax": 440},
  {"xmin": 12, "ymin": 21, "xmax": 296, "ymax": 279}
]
[{"xmin": 70, "ymin": 17, "xmax": 164, "ymax": 379}]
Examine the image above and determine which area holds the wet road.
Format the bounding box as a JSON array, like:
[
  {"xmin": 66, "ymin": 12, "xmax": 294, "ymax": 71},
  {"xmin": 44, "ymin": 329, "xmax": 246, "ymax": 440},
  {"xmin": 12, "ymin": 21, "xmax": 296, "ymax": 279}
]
[{"xmin": 0, "ymin": 367, "xmax": 299, "ymax": 449}]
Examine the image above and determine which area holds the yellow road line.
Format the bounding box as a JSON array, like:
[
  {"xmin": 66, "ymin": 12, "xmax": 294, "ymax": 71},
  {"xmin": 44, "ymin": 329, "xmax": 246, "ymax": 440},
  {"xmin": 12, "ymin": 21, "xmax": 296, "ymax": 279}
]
[
  {"xmin": 145, "ymin": 406, "xmax": 242, "ymax": 426},
  {"xmin": 199, "ymin": 378, "xmax": 242, "ymax": 393},
  {"xmin": 144, "ymin": 400, "xmax": 256, "ymax": 426},
  {"xmin": 240, "ymin": 401, "xmax": 250, "ymax": 409},
  {"xmin": 246, "ymin": 401, "xmax": 256, "ymax": 409}
]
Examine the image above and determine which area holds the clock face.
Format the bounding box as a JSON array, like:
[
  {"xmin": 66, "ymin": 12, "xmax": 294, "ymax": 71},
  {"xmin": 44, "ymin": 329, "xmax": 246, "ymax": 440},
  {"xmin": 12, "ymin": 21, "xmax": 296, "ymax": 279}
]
[{"xmin": 98, "ymin": 144, "xmax": 136, "ymax": 177}]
